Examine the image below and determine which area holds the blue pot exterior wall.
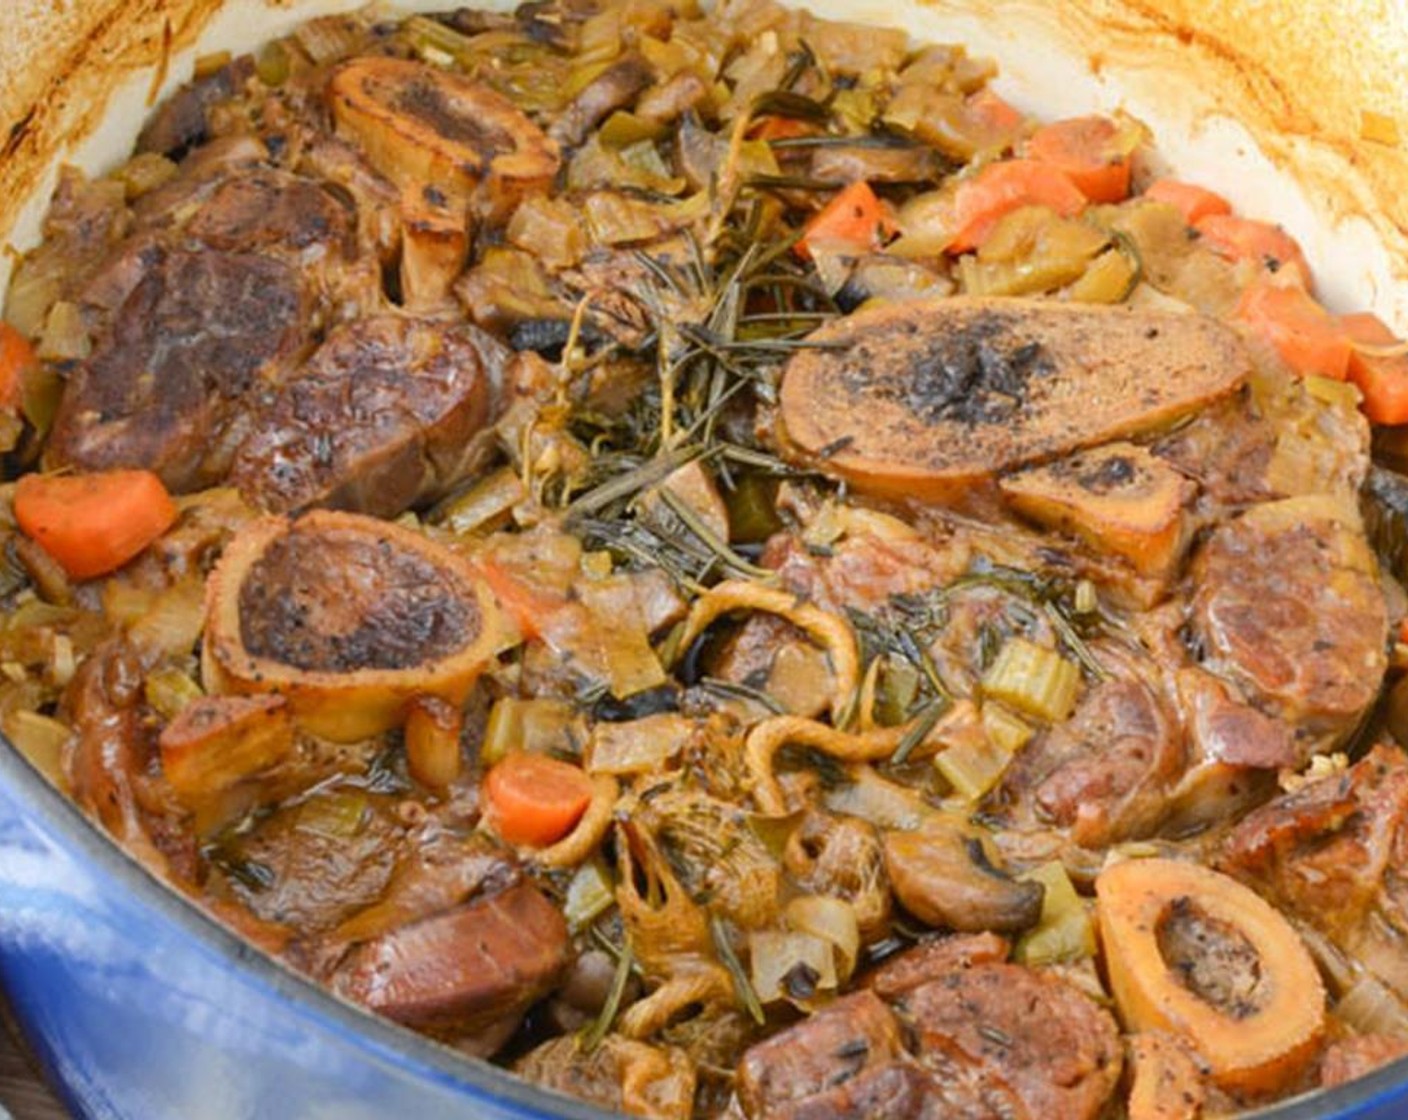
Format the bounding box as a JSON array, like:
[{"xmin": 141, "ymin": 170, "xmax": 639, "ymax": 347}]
[
  {"xmin": 0, "ymin": 751, "xmax": 606, "ymax": 1120},
  {"xmin": 1, "ymin": 744, "xmax": 1408, "ymax": 1120}
]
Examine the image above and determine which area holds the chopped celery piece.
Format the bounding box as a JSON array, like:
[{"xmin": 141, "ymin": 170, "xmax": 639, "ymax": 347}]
[
  {"xmin": 982, "ymin": 637, "xmax": 1080, "ymax": 722},
  {"xmin": 875, "ymin": 657, "xmax": 922, "ymax": 728},
  {"xmin": 1067, "ymin": 246, "xmax": 1138, "ymax": 304},
  {"xmin": 295, "ymin": 790, "xmax": 370, "ymax": 840},
  {"xmin": 1015, "ymin": 861, "xmax": 1096, "ymax": 965},
  {"xmin": 935, "ymin": 736, "xmax": 1012, "ymax": 801},
  {"xmin": 564, "ymin": 857, "xmax": 616, "ymax": 931},
  {"xmin": 981, "ymin": 702, "xmax": 1034, "ymax": 755},
  {"xmin": 482, "ymin": 696, "xmax": 584, "ymax": 765}
]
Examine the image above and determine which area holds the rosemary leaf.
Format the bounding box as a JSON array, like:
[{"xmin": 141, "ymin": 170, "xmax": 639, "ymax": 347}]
[{"xmin": 711, "ymin": 915, "xmax": 766, "ymax": 1025}]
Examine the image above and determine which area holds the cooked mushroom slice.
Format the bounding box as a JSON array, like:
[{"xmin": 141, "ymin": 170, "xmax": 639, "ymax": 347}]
[
  {"xmin": 203, "ymin": 510, "xmax": 502, "ymax": 741},
  {"xmin": 999, "ymin": 442, "xmax": 1195, "ymax": 581},
  {"xmin": 229, "ymin": 314, "xmax": 507, "ymax": 518},
  {"xmin": 883, "ymin": 820, "xmax": 1044, "ymax": 933},
  {"xmin": 1095, "ymin": 857, "xmax": 1326, "ymax": 1095},
  {"xmin": 777, "ymin": 297, "xmax": 1248, "ymax": 503},
  {"xmin": 328, "ymin": 57, "xmax": 559, "ymax": 226}
]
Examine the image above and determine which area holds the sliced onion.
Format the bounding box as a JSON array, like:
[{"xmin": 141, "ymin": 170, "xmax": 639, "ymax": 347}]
[
  {"xmin": 749, "ymin": 930, "xmax": 837, "ymax": 1004},
  {"xmin": 1337, "ymin": 975, "xmax": 1408, "ymax": 1037},
  {"xmin": 785, "ymin": 895, "xmax": 860, "ymax": 982},
  {"xmin": 587, "ymin": 713, "xmax": 691, "ymax": 776}
]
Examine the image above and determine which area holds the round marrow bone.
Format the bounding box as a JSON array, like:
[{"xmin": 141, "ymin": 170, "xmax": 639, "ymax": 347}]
[
  {"xmin": 203, "ymin": 510, "xmax": 502, "ymax": 742},
  {"xmin": 328, "ymin": 57, "xmax": 559, "ymax": 224},
  {"xmin": 777, "ymin": 296, "xmax": 1249, "ymax": 503},
  {"xmin": 1095, "ymin": 857, "xmax": 1325, "ymax": 1096}
]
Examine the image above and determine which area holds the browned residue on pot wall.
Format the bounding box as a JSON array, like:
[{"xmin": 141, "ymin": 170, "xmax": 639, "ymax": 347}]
[{"xmin": 0, "ymin": 0, "xmax": 1406, "ymax": 276}]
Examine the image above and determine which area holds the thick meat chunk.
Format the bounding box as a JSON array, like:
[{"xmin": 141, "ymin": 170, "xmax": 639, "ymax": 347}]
[
  {"xmin": 230, "ymin": 315, "xmax": 506, "ymax": 517},
  {"xmin": 1320, "ymin": 1034, "xmax": 1408, "ymax": 1088},
  {"xmin": 1191, "ymin": 495, "xmax": 1387, "ymax": 753},
  {"xmin": 736, "ymin": 990, "xmax": 905, "ymax": 1118},
  {"xmin": 865, "ymin": 933, "xmax": 1010, "ymax": 1000},
  {"xmin": 899, "ymin": 963, "xmax": 1123, "ymax": 1120},
  {"xmin": 217, "ymin": 794, "xmax": 403, "ymax": 934},
  {"xmin": 1000, "ymin": 675, "xmax": 1183, "ymax": 847},
  {"xmin": 185, "ymin": 168, "xmax": 355, "ymax": 257},
  {"xmin": 331, "ymin": 881, "xmax": 569, "ymax": 1039},
  {"xmin": 47, "ymin": 249, "xmax": 309, "ymax": 491},
  {"xmin": 136, "ymin": 56, "xmax": 255, "ymax": 157},
  {"xmin": 1218, "ymin": 744, "xmax": 1408, "ymax": 1001}
]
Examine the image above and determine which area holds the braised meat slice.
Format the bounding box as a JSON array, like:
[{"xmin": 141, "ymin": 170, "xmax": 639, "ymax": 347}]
[
  {"xmin": 331, "ymin": 880, "xmax": 569, "ymax": 1040},
  {"xmin": 185, "ymin": 168, "xmax": 355, "ymax": 257},
  {"xmin": 1320, "ymin": 1034, "xmax": 1408, "ymax": 1088},
  {"xmin": 736, "ymin": 990, "xmax": 905, "ymax": 1118},
  {"xmin": 1218, "ymin": 743, "xmax": 1408, "ymax": 1001},
  {"xmin": 777, "ymin": 297, "xmax": 1248, "ymax": 503},
  {"xmin": 47, "ymin": 249, "xmax": 310, "ymax": 491},
  {"xmin": 1000, "ymin": 675, "xmax": 1183, "ymax": 848},
  {"xmin": 864, "ymin": 933, "xmax": 1010, "ymax": 1000},
  {"xmin": 1190, "ymin": 495, "xmax": 1387, "ymax": 754},
  {"xmin": 229, "ymin": 315, "xmax": 506, "ymax": 517},
  {"xmin": 136, "ymin": 55, "xmax": 255, "ymax": 158},
  {"xmin": 215, "ymin": 793, "xmax": 404, "ymax": 935},
  {"xmin": 899, "ymin": 963, "xmax": 1123, "ymax": 1120}
]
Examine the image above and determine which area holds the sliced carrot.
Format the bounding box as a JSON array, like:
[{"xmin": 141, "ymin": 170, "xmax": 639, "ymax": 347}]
[
  {"xmin": 0, "ymin": 324, "xmax": 35, "ymax": 412},
  {"xmin": 472, "ymin": 556, "xmax": 568, "ymax": 642},
  {"xmin": 796, "ymin": 180, "xmax": 885, "ymax": 261},
  {"xmin": 1194, "ymin": 213, "xmax": 1311, "ymax": 287},
  {"xmin": 483, "ymin": 751, "xmax": 593, "ymax": 847},
  {"xmin": 1143, "ymin": 178, "xmax": 1232, "ymax": 225},
  {"xmin": 1342, "ymin": 311, "xmax": 1408, "ymax": 424},
  {"xmin": 968, "ymin": 88, "xmax": 1025, "ymax": 136},
  {"xmin": 14, "ymin": 470, "xmax": 178, "ymax": 581},
  {"xmin": 944, "ymin": 159, "xmax": 1087, "ymax": 254},
  {"xmin": 1025, "ymin": 115, "xmax": 1138, "ymax": 203},
  {"xmin": 1233, "ymin": 282, "xmax": 1352, "ymax": 381},
  {"xmin": 748, "ymin": 115, "xmax": 813, "ymax": 143}
]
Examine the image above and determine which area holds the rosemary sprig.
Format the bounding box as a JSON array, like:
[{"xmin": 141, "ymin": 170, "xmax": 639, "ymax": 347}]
[
  {"xmin": 579, "ymin": 941, "xmax": 635, "ymax": 1053},
  {"xmin": 711, "ymin": 915, "xmax": 765, "ymax": 1025}
]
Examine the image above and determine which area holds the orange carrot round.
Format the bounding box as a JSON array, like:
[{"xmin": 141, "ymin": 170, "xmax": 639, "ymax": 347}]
[
  {"xmin": 483, "ymin": 751, "xmax": 594, "ymax": 848},
  {"xmin": 1143, "ymin": 178, "xmax": 1232, "ymax": 225},
  {"xmin": 1342, "ymin": 311, "xmax": 1408, "ymax": 424},
  {"xmin": 1025, "ymin": 115, "xmax": 1138, "ymax": 203},
  {"xmin": 1195, "ymin": 213, "xmax": 1311, "ymax": 287},
  {"xmin": 797, "ymin": 180, "xmax": 886, "ymax": 261},
  {"xmin": 0, "ymin": 324, "xmax": 36, "ymax": 412},
  {"xmin": 1233, "ymin": 282, "xmax": 1351, "ymax": 382},
  {"xmin": 14, "ymin": 470, "xmax": 178, "ymax": 581},
  {"xmin": 943, "ymin": 159, "xmax": 1087, "ymax": 254}
]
